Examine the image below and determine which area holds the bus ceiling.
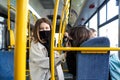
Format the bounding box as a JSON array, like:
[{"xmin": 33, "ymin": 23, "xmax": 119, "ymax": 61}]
[{"xmin": 0, "ymin": 0, "xmax": 106, "ymax": 27}]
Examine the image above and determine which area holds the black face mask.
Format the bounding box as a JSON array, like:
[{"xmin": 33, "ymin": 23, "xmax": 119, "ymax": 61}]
[
  {"xmin": 39, "ymin": 31, "xmax": 51, "ymax": 57},
  {"xmin": 39, "ymin": 31, "xmax": 51, "ymax": 41},
  {"xmin": 63, "ymin": 36, "xmax": 68, "ymax": 43}
]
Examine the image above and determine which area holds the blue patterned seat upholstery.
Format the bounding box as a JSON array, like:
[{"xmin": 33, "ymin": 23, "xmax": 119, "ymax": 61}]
[{"xmin": 76, "ymin": 37, "xmax": 110, "ymax": 80}]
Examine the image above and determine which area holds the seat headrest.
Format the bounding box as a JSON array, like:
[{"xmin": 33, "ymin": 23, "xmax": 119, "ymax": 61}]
[{"xmin": 80, "ymin": 37, "xmax": 110, "ymax": 47}]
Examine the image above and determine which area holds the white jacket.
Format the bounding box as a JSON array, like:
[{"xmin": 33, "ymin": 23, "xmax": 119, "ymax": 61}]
[{"xmin": 29, "ymin": 41, "xmax": 65, "ymax": 80}]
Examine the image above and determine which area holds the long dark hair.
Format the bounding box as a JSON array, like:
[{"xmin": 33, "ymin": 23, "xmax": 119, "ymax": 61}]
[
  {"xmin": 68, "ymin": 26, "xmax": 90, "ymax": 46},
  {"xmin": 66, "ymin": 26, "xmax": 91, "ymax": 76}
]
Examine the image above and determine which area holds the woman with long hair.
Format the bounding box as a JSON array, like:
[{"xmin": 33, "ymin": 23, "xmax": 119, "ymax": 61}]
[
  {"xmin": 66, "ymin": 26, "xmax": 91, "ymax": 80},
  {"xmin": 29, "ymin": 18, "xmax": 65, "ymax": 80}
]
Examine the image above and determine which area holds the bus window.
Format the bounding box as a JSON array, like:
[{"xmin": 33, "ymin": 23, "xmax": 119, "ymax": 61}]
[{"xmin": 0, "ymin": 17, "xmax": 5, "ymax": 49}]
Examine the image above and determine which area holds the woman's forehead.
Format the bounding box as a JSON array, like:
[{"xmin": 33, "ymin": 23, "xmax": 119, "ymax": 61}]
[{"xmin": 39, "ymin": 22, "xmax": 50, "ymax": 28}]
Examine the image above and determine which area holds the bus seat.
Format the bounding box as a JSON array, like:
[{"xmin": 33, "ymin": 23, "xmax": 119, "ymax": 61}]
[
  {"xmin": 76, "ymin": 37, "xmax": 110, "ymax": 80},
  {"xmin": 0, "ymin": 51, "xmax": 14, "ymax": 80}
]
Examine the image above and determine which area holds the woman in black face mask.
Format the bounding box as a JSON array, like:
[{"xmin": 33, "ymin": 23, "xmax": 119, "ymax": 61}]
[{"xmin": 29, "ymin": 18, "xmax": 65, "ymax": 80}]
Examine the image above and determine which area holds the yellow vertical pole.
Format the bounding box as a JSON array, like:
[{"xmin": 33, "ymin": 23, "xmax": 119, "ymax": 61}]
[
  {"xmin": 14, "ymin": 0, "xmax": 29, "ymax": 80},
  {"xmin": 61, "ymin": 0, "xmax": 70, "ymax": 44},
  {"xmin": 58, "ymin": 0, "xmax": 70, "ymax": 46},
  {"xmin": 7, "ymin": 0, "xmax": 11, "ymax": 49},
  {"xmin": 58, "ymin": 5, "xmax": 65, "ymax": 47},
  {"xmin": 51, "ymin": 0, "xmax": 60, "ymax": 80},
  {"xmin": 7, "ymin": 0, "xmax": 10, "ymax": 30},
  {"xmin": 32, "ymin": 13, "xmax": 37, "ymax": 24}
]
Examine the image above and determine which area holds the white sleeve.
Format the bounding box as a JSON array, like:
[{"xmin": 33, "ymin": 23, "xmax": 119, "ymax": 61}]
[
  {"xmin": 30, "ymin": 42, "xmax": 65, "ymax": 69},
  {"xmin": 54, "ymin": 51, "xmax": 66, "ymax": 66}
]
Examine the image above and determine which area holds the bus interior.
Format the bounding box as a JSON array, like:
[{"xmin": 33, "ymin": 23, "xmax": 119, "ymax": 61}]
[{"xmin": 0, "ymin": 0, "xmax": 120, "ymax": 80}]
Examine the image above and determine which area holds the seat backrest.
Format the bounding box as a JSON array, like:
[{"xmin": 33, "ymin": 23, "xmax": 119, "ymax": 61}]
[
  {"xmin": 81, "ymin": 37, "xmax": 110, "ymax": 47},
  {"xmin": 0, "ymin": 51, "xmax": 14, "ymax": 80},
  {"xmin": 76, "ymin": 37, "xmax": 110, "ymax": 80}
]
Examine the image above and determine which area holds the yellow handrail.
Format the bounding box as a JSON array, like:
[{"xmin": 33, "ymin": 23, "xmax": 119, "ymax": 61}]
[
  {"xmin": 7, "ymin": 0, "xmax": 10, "ymax": 30},
  {"xmin": 32, "ymin": 12, "xmax": 37, "ymax": 24},
  {"xmin": 54, "ymin": 47, "xmax": 120, "ymax": 51},
  {"xmin": 51, "ymin": 0, "xmax": 60, "ymax": 79},
  {"xmin": 10, "ymin": 6, "xmax": 16, "ymax": 11},
  {"xmin": 58, "ymin": 0, "xmax": 70, "ymax": 47},
  {"xmin": 58, "ymin": 5, "xmax": 65, "ymax": 47},
  {"xmin": 14, "ymin": 0, "xmax": 29, "ymax": 80},
  {"xmin": 61, "ymin": 0, "xmax": 70, "ymax": 43}
]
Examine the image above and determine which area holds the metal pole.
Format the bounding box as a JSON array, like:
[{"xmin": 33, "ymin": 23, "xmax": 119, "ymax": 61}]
[
  {"xmin": 14, "ymin": 0, "xmax": 29, "ymax": 80},
  {"xmin": 7, "ymin": 0, "xmax": 10, "ymax": 30},
  {"xmin": 51, "ymin": 0, "xmax": 60, "ymax": 80},
  {"xmin": 118, "ymin": 0, "xmax": 120, "ymax": 59},
  {"xmin": 58, "ymin": 5, "xmax": 65, "ymax": 47}
]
